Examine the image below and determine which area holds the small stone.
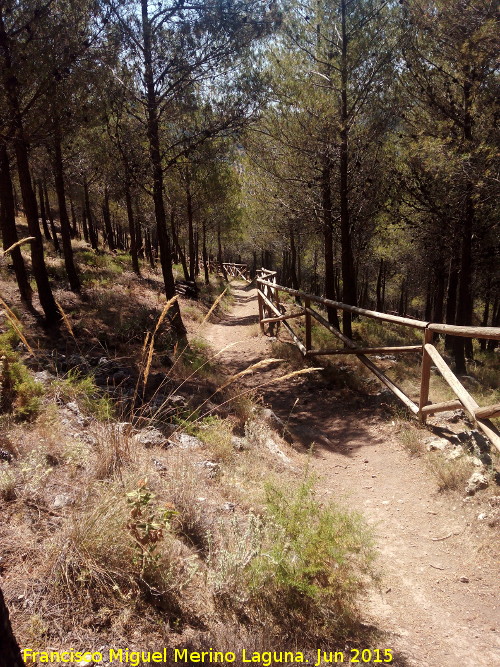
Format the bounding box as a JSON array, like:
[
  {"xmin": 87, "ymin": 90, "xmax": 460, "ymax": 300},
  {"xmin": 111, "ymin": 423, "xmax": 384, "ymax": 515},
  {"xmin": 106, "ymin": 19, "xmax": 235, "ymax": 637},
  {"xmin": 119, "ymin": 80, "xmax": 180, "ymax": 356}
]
[
  {"xmin": 477, "ymin": 513, "xmax": 487, "ymax": 521},
  {"xmin": 133, "ymin": 426, "xmax": 169, "ymax": 448},
  {"xmin": 174, "ymin": 433, "xmax": 203, "ymax": 450},
  {"xmin": 53, "ymin": 494, "xmax": 73, "ymax": 509},
  {"xmin": 427, "ymin": 437, "xmax": 448, "ymax": 452},
  {"xmin": 465, "ymin": 471, "xmax": 489, "ymax": 496},
  {"xmin": 459, "ymin": 576, "xmax": 469, "ymax": 583},
  {"xmin": 231, "ymin": 436, "xmax": 248, "ymax": 451},
  {"xmin": 152, "ymin": 458, "xmax": 168, "ymax": 471},
  {"xmin": 363, "ymin": 458, "xmax": 369, "ymax": 463},
  {"xmin": 446, "ymin": 446, "xmax": 464, "ymax": 461},
  {"xmin": 222, "ymin": 502, "xmax": 235, "ymax": 512},
  {"xmin": 66, "ymin": 401, "xmax": 80, "ymax": 414}
]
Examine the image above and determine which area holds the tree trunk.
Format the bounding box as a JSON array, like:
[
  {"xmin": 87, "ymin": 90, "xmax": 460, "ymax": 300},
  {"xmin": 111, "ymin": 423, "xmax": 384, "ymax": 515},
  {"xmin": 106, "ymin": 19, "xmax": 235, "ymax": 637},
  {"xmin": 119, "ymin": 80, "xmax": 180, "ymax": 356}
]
[
  {"xmin": 376, "ymin": 259, "xmax": 384, "ymax": 312},
  {"xmin": 124, "ymin": 172, "xmax": 140, "ymax": 275},
  {"xmin": 69, "ymin": 195, "xmax": 78, "ymax": 238},
  {"xmin": 83, "ymin": 179, "xmax": 98, "ymax": 251},
  {"xmin": 339, "ymin": 0, "xmax": 357, "ymax": 338},
  {"xmin": 52, "ymin": 111, "xmax": 80, "ymax": 292},
  {"xmin": 445, "ymin": 253, "xmax": 459, "ymax": 351},
  {"xmin": 185, "ymin": 165, "xmax": 196, "ymax": 281},
  {"xmin": 102, "ymin": 186, "xmax": 115, "ymax": 251},
  {"xmin": 480, "ymin": 276, "xmax": 491, "ymax": 351},
  {"xmin": 289, "ymin": 227, "xmax": 300, "ymax": 290},
  {"xmin": 486, "ymin": 294, "xmax": 499, "ymax": 351},
  {"xmin": 453, "ymin": 77, "xmax": 475, "ymax": 372},
  {"xmin": 0, "ymin": 11, "xmax": 59, "ymax": 324},
  {"xmin": 0, "ymin": 143, "xmax": 32, "ymax": 304},
  {"xmin": 217, "ymin": 219, "xmax": 228, "ymax": 280},
  {"xmin": 202, "ymin": 218, "xmax": 209, "ymax": 286},
  {"xmin": 432, "ymin": 266, "xmax": 445, "ymax": 325},
  {"xmin": 37, "ymin": 179, "xmax": 51, "ymax": 241},
  {"xmin": 170, "ymin": 207, "xmax": 189, "ymax": 281},
  {"xmin": 141, "ymin": 0, "xmax": 185, "ymax": 335},
  {"xmin": 322, "ymin": 161, "xmax": 340, "ymax": 329},
  {"xmin": 0, "ymin": 587, "xmax": 24, "ymax": 667},
  {"xmin": 81, "ymin": 200, "xmax": 90, "ymax": 244},
  {"xmin": 44, "ymin": 180, "xmax": 60, "ymax": 253}
]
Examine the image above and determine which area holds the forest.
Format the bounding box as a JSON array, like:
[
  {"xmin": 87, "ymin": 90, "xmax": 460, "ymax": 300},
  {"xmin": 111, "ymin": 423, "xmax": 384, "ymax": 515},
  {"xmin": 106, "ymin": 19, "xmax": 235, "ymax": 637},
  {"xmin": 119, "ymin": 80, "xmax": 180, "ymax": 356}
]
[
  {"xmin": 0, "ymin": 1, "xmax": 499, "ymax": 665},
  {"xmin": 0, "ymin": 0, "xmax": 498, "ymax": 367}
]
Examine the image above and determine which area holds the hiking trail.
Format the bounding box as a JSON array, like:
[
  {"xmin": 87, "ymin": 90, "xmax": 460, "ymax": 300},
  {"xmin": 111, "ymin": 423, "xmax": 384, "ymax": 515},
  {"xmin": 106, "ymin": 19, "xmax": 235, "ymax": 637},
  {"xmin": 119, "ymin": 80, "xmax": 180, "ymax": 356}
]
[{"xmin": 200, "ymin": 282, "xmax": 499, "ymax": 667}]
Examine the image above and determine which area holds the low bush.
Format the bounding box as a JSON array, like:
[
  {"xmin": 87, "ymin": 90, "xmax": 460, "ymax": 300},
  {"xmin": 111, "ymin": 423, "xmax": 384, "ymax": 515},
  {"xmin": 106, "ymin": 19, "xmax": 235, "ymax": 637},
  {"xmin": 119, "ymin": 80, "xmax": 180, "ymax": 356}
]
[{"xmin": 210, "ymin": 478, "xmax": 374, "ymax": 641}]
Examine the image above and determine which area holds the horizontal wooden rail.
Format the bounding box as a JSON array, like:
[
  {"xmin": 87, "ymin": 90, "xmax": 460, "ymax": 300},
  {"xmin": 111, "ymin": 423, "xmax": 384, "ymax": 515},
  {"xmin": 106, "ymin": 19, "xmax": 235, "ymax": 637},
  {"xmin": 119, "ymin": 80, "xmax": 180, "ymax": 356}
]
[
  {"xmin": 258, "ymin": 278, "xmax": 429, "ymax": 330},
  {"xmin": 256, "ymin": 270, "xmax": 500, "ymax": 453},
  {"xmin": 307, "ymin": 306, "xmax": 419, "ymax": 414},
  {"xmin": 474, "ymin": 404, "xmax": 500, "ymax": 420},
  {"xmin": 261, "ymin": 311, "xmax": 305, "ymax": 324},
  {"xmin": 424, "ymin": 344, "xmax": 500, "ymax": 451},
  {"xmin": 306, "ymin": 345, "xmax": 422, "ymax": 356},
  {"xmin": 428, "ymin": 323, "xmax": 500, "ymax": 340},
  {"xmin": 420, "ymin": 400, "xmax": 463, "ymax": 416}
]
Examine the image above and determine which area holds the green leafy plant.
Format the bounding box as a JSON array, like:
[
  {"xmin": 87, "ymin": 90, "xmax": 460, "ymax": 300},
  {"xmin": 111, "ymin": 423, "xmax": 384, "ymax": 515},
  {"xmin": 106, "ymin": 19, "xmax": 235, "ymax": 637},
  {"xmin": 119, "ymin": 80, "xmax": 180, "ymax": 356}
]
[{"xmin": 126, "ymin": 479, "xmax": 178, "ymax": 575}]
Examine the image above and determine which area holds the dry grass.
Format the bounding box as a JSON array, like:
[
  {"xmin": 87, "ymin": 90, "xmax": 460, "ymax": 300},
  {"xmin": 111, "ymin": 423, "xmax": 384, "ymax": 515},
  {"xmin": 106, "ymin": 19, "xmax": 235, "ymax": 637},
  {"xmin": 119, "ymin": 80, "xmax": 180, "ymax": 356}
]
[
  {"xmin": 427, "ymin": 452, "xmax": 475, "ymax": 492},
  {"xmin": 398, "ymin": 423, "xmax": 426, "ymax": 457}
]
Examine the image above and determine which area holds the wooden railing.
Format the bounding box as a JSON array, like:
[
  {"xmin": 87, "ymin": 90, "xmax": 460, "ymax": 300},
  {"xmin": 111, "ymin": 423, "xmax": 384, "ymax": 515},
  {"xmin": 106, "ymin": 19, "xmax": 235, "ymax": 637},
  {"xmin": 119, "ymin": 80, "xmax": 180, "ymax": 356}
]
[
  {"xmin": 209, "ymin": 262, "xmax": 250, "ymax": 281},
  {"xmin": 223, "ymin": 263, "xmax": 250, "ymax": 280},
  {"xmin": 256, "ymin": 269, "xmax": 500, "ymax": 452}
]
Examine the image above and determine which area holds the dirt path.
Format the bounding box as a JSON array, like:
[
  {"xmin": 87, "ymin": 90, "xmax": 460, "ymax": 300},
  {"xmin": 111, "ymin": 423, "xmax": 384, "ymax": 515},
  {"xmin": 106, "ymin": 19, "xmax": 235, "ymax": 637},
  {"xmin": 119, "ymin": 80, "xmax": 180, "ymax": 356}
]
[{"xmin": 201, "ymin": 284, "xmax": 500, "ymax": 667}]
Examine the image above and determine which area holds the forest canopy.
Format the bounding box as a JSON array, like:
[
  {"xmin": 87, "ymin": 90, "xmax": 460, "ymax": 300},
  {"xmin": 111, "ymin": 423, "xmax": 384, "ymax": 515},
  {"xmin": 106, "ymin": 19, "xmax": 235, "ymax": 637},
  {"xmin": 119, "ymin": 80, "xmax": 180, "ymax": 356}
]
[{"xmin": 0, "ymin": 0, "xmax": 498, "ymax": 370}]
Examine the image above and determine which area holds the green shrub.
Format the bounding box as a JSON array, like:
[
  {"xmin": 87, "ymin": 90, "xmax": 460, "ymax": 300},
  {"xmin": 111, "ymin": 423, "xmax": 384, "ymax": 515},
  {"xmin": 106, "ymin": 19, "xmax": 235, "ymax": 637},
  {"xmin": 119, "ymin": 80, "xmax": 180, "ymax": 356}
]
[
  {"xmin": 211, "ymin": 478, "xmax": 374, "ymax": 640},
  {"xmin": 52, "ymin": 370, "xmax": 114, "ymax": 420},
  {"xmin": 0, "ymin": 329, "xmax": 44, "ymax": 419}
]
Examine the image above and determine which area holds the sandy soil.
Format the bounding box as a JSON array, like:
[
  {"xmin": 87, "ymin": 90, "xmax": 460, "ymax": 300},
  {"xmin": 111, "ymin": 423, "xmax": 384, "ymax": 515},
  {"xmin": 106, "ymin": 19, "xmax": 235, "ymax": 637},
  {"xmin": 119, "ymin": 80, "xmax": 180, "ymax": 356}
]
[{"xmin": 200, "ymin": 283, "xmax": 500, "ymax": 667}]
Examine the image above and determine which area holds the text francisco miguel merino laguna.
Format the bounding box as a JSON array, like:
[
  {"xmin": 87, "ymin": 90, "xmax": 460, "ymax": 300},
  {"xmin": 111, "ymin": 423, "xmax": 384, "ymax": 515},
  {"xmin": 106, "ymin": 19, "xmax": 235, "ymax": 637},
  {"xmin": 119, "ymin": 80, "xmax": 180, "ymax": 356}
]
[{"xmin": 23, "ymin": 648, "xmax": 394, "ymax": 665}]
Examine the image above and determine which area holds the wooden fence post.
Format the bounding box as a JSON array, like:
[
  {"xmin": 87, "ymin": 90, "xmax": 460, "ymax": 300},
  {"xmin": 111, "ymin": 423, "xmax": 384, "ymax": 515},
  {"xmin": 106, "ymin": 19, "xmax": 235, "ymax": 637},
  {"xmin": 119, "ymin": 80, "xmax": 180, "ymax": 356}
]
[
  {"xmin": 419, "ymin": 328, "xmax": 434, "ymax": 422},
  {"xmin": 305, "ymin": 297, "xmax": 311, "ymax": 351}
]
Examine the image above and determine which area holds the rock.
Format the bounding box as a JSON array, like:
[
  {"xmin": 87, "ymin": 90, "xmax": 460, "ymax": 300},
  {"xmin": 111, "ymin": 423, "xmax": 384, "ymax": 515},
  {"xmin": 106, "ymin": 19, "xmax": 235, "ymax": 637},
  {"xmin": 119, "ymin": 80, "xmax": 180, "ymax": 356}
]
[
  {"xmin": 446, "ymin": 410, "xmax": 466, "ymax": 423},
  {"xmin": 427, "ymin": 437, "xmax": 448, "ymax": 452},
  {"xmin": 489, "ymin": 496, "xmax": 500, "ymax": 507},
  {"xmin": 133, "ymin": 426, "xmax": 169, "ymax": 448},
  {"xmin": 231, "ymin": 436, "xmax": 248, "ymax": 451},
  {"xmin": 260, "ymin": 408, "xmax": 294, "ymax": 443},
  {"xmin": 459, "ymin": 576, "xmax": 469, "ymax": 583},
  {"xmin": 477, "ymin": 513, "xmax": 487, "ymax": 521},
  {"xmin": 0, "ymin": 448, "xmax": 13, "ymax": 462},
  {"xmin": 152, "ymin": 458, "xmax": 168, "ymax": 471},
  {"xmin": 470, "ymin": 456, "xmax": 484, "ymax": 467},
  {"xmin": 198, "ymin": 460, "xmax": 220, "ymax": 478},
  {"xmin": 53, "ymin": 494, "xmax": 73, "ymax": 509},
  {"xmin": 172, "ymin": 433, "xmax": 203, "ymax": 450},
  {"xmin": 264, "ymin": 436, "xmax": 292, "ymax": 465},
  {"xmin": 34, "ymin": 370, "xmax": 55, "ymax": 384},
  {"xmin": 446, "ymin": 446, "xmax": 464, "ymax": 461},
  {"xmin": 222, "ymin": 502, "xmax": 235, "ymax": 512},
  {"xmin": 66, "ymin": 401, "xmax": 80, "ymax": 414},
  {"xmin": 465, "ymin": 471, "xmax": 489, "ymax": 496}
]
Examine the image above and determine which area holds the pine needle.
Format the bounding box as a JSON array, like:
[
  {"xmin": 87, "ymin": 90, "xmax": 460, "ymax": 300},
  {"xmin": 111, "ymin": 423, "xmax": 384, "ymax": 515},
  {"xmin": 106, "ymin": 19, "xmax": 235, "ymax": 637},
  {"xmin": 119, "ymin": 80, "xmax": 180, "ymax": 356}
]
[
  {"xmin": 200, "ymin": 287, "xmax": 228, "ymax": 327},
  {"xmin": 1, "ymin": 237, "xmax": 35, "ymax": 257},
  {"xmin": 142, "ymin": 296, "xmax": 178, "ymax": 389},
  {"xmin": 56, "ymin": 301, "xmax": 75, "ymax": 339},
  {"xmin": 0, "ymin": 295, "xmax": 33, "ymax": 354},
  {"xmin": 215, "ymin": 358, "xmax": 284, "ymax": 393}
]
